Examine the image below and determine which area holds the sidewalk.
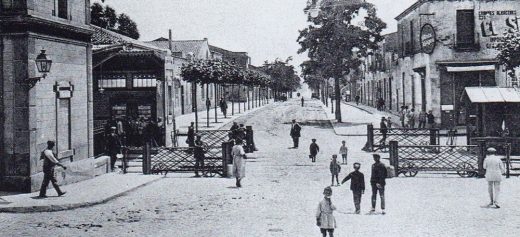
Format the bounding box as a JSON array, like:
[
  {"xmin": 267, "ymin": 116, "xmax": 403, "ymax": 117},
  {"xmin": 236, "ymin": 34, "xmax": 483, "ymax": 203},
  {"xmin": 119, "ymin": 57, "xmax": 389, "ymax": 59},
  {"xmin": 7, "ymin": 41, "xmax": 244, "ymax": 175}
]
[{"xmin": 0, "ymin": 173, "xmax": 162, "ymax": 213}]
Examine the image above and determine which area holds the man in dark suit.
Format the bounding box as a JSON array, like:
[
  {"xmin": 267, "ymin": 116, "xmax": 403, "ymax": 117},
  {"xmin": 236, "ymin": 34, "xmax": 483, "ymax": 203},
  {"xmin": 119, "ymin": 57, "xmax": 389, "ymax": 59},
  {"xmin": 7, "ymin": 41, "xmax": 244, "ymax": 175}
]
[
  {"xmin": 290, "ymin": 119, "xmax": 301, "ymax": 148},
  {"xmin": 193, "ymin": 135, "xmax": 206, "ymax": 177},
  {"xmin": 187, "ymin": 122, "xmax": 195, "ymax": 147}
]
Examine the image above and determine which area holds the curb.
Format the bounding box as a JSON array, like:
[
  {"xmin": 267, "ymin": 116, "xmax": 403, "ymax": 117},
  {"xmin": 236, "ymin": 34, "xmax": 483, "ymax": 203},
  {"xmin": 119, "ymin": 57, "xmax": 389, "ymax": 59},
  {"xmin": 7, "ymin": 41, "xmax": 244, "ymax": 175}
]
[
  {"xmin": 341, "ymin": 101, "xmax": 374, "ymax": 114},
  {"xmin": 0, "ymin": 176, "xmax": 163, "ymax": 213}
]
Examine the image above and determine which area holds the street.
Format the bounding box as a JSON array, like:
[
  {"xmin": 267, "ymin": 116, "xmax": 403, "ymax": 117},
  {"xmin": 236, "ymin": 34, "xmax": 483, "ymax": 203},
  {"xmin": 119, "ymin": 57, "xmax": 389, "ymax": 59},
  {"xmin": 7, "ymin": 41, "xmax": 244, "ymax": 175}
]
[{"xmin": 2, "ymin": 98, "xmax": 520, "ymax": 237}]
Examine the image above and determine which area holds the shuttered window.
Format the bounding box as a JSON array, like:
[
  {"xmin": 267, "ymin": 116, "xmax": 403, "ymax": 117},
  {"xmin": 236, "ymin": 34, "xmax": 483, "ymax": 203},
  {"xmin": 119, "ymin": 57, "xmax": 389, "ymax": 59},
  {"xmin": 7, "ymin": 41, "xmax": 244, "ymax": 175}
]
[{"xmin": 456, "ymin": 10, "xmax": 475, "ymax": 47}]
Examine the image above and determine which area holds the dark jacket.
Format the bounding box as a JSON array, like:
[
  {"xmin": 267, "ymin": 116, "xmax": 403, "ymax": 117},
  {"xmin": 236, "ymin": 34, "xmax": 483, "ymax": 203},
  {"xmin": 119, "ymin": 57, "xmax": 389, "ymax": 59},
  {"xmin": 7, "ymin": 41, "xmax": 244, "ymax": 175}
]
[
  {"xmin": 370, "ymin": 162, "xmax": 387, "ymax": 186},
  {"xmin": 380, "ymin": 121, "xmax": 388, "ymax": 134},
  {"xmin": 219, "ymin": 100, "xmax": 228, "ymax": 109},
  {"xmin": 187, "ymin": 126, "xmax": 195, "ymax": 146},
  {"xmin": 290, "ymin": 123, "xmax": 301, "ymax": 137},
  {"xmin": 309, "ymin": 143, "xmax": 319, "ymax": 155},
  {"xmin": 105, "ymin": 133, "xmax": 122, "ymax": 154},
  {"xmin": 341, "ymin": 170, "xmax": 365, "ymax": 191},
  {"xmin": 194, "ymin": 140, "xmax": 206, "ymax": 160},
  {"xmin": 330, "ymin": 161, "xmax": 341, "ymax": 175},
  {"xmin": 427, "ymin": 113, "xmax": 435, "ymax": 124}
]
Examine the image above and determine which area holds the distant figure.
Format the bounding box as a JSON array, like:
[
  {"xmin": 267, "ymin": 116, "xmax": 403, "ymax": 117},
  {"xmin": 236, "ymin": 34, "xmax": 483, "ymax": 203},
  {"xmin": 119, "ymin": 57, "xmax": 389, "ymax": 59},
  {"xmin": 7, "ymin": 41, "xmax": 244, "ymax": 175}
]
[
  {"xmin": 290, "ymin": 119, "xmax": 302, "ymax": 148},
  {"xmin": 193, "ymin": 135, "xmax": 206, "ymax": 177},
  {"xmin": 316, "ymin": 186, "xmax": 336, "ymax": 237},
  {"xmin": 330, "ymin": 155, "xmax": 341, "ymax": 186},
  {"xmin": 39, "ymin": 141, "xmax": 67, "ymax": 198},
  {"xmin": 301, "ymin": 97, "xmax": 305, "ymax": 107},
  {"xmin": 418, "ymin": 110, "xmax": 427, "ymax": 128},
  {"xmin": 232, "ymin": 139, "xmax": 247, "ymax": 187},
  {"xmin": 339, "ymin": 141, "xmax": 348, "ymax": 164},
  {"xmin": 309, "ymin": 138, "xmax": 320, "ymax": 162},
  {"xmin": 427, "ymin": 110, "xmax": 435, "ymax": 128},
  {"xmin": 484, "ymin": 148, "xmax": 506, "ymax": 208},
  {"xmin": 106, "ymin": 127, "xmax": 122, "ymax": 171},
  {"xmin": 156, "ymin": 117, "xmax": 164, "ymax": 146},
  {"xmin": 341, "ymin": 162, "xmax": 365, "ymax": 214},
  {"xmin": 407, "ymin": 108, "xmax": 416, "ymax": 128},
  {"xmin": 387, "ymin": 117, "xmax": 393, "ymax": 129},
  {"xmin": 379, "ymin": 117, "xmax": 388, "ymax": 146},
  {"xmin": 187, "ymin": 122, "xmax": 195, "ymax": 147},
  {"xmin": 400, "ymin": 106, "xmax": 407, "ymax": 127},
  {"xmin": 229, "ymin": 122, "xmax": 239, "ymax": 140},
  {"xmin": 219, "ymin": 97, "xmax": 228, "ymax": 118},
  {"xmin": 355, "ymin": 95, "xmax": 360, "ymax": 106},
  {"xmin": 370, "ymin": 154, "xmax": 387, "ymax": 214}
]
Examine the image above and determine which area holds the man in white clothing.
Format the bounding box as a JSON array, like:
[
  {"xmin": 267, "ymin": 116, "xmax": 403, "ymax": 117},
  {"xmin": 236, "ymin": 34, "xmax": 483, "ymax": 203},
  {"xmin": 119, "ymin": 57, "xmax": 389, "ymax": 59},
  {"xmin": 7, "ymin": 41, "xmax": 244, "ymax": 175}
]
[{"xmin": 483, "ymin": 147, "xmax": 506, "ymax": 208}]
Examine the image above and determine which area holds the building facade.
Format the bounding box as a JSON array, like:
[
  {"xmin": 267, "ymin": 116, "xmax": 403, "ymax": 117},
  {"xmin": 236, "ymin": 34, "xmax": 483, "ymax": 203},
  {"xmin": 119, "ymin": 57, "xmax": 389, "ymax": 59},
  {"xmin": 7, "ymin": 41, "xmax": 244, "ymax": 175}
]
[
  {"xmin": 0, "ymin": 0, "xmax": 109, "ymax": 192},
  {"xmin": 357, "ymin": 0, "xmax": 520, "ymax": 129}
]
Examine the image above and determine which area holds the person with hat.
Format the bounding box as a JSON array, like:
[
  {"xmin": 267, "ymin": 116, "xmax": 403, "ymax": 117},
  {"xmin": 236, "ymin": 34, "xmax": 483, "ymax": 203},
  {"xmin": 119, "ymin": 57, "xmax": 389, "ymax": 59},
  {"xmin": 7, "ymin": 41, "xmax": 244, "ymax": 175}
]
[
  {"xmin": 341, "ymin": 162, "xmax": 365, "ymax": 214},
  {"xmin": 187, "ymin": 122, "xmax": 196, "ymax": 148},
  {"xmin": 105, "ymin": 126, "xmax": 122, "ymax": 171},
  {"xmin": 379, "ymin": 117, "xmax": 388, "ymax": 146},
  {"xmin": 330, "ymin": 155, "xmax": 341, "ymax": 186},
  {"xmin": 309, "ymin": 138, "xmax": 320, "ymax": 162},
  {"xmin": 219, "ymin": 97, "xmax": 228, "ymax": 118},
  {"xmin": 290, "ymin": 119, "xmax": 302, "ymax": 148},
  {"xmin": 370, "ymin": 154, "xmax": 387, "ymax": 214},
  {"xmin": 193, "ymin": 134, "xmax": 207, "ymax": 177},
  {"xmin": 38, "ymin": 140, "xmax": 67, "ymax": 198},
  {"xmin": 316, "ymin": 186, "xmax": 336, "ymax": 237},
  {"xmin": 484, "ymin": 147, "xmax": 506, "ymax": 208}
]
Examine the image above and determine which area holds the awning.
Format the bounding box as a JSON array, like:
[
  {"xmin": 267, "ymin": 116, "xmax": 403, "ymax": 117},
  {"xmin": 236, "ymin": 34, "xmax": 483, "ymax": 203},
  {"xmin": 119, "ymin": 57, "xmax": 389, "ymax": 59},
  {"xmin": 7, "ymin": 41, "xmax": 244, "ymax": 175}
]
[
  {"xmin": 465, "ymin": 87, "xmax": 520, "ymax": 103},
  {"xmin": 446, "ymin": 65, "xmax": 495, "ymax": 72}
]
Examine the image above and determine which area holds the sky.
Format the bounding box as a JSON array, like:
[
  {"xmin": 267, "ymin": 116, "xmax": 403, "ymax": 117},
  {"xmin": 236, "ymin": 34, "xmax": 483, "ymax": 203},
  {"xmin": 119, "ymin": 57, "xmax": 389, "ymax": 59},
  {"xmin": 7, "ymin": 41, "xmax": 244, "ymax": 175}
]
[{"xmin": 95, "ymin": 0, "xmax": 417, "ymax": 71}]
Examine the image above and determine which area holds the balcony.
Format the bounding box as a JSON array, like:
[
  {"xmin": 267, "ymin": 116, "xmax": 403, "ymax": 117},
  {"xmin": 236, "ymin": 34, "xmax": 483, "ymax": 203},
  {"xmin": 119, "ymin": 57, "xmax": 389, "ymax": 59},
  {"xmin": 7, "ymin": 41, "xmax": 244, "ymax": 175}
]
[{"xmin": 453, "ymin": 33, "xmax": 480, "ymax": 52}]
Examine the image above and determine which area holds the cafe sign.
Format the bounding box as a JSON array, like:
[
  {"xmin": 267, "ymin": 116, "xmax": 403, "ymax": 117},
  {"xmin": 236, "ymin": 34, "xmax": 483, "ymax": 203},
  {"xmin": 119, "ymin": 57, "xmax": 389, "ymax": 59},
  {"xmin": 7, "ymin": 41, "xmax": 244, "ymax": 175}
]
[{"xmin": 420, "ymin": 24, "xmax": 436, "ymax": 54}]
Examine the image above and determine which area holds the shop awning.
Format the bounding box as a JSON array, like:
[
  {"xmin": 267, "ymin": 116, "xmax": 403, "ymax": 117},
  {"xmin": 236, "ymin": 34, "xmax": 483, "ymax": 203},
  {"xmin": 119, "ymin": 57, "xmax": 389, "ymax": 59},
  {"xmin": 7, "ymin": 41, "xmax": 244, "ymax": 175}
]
[
  {"xmin": 465, "ymin": 87, "xmax": 520, "ymax": 103},
  {"xmin": 446, "ymin": 65, "xmax": 495, "ymax": 72}
]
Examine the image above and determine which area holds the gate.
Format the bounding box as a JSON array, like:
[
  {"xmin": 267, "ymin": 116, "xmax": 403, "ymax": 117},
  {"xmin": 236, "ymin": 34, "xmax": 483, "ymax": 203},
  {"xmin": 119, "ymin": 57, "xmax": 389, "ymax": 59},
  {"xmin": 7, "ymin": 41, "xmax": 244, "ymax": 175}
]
[
  {"xmin": 365, "ymin": 124, "xmax": 439, "ymax": 152},
  {"xmin": 389, "ymin": 141, "xmax": 485, "ymax": 178}
]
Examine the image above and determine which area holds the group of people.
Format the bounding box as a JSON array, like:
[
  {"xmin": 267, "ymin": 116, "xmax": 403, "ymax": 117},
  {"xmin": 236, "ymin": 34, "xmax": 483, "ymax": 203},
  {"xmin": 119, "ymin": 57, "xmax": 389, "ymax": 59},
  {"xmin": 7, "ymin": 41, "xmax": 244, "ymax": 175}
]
[
  {"xmin": 398, "ymin": 106, "xmax": 435, "ymax": 129},
  {"xmin": 376, "ymin": 97, "xmax": 385, "ymax": 111},
  {"xmin": 104, "ymin": 116, "xmax": 165, "ymax": 148}
]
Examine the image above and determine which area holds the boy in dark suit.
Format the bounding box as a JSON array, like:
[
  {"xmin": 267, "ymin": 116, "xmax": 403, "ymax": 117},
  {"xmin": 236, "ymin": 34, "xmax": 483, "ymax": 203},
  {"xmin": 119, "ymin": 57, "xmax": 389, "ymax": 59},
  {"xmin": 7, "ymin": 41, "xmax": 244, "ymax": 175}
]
[{"xmin": 341, "ymin": 162, "xmax": 365, "ymax": 214}]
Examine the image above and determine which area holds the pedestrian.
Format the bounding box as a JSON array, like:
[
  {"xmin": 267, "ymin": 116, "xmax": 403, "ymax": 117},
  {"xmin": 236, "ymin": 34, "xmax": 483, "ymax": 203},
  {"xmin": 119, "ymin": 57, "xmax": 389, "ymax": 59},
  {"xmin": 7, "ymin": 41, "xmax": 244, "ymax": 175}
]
[
  {"xmin": 484, "ymin": 147, "xmax": 506, "ymax": 208},
  {"xmin": 232, "ymin": 139, "xmax": 247, "ymax": 187},
  {"xmin": 187, "ymin": 122, "xmax": 195, "ymax": 147},
  {"xmin": 387, "ymin": 117, "xmax": 393, "ymax": 129},
  {"xmin": 144, "ymin": 118, "xmax": 158, "ymax": 147},
  {"xmin": 230, "ymin": 122, "xmax": 239, "ymax": 141},
  {"xmin": 156, "ymin": 117, "xmax": 165, "ymax": 146},
  {"xmin": 301, "ymin": 97, "xmax": 305, "ymax": 107},
  {"xmin": 370, "ymin": 154, "xmax": 387, "ymax": 214},
  {"xmin": 316, "ymin": 186, "xmax": 336, "ymax": 237},
  {"xmin": 330, "ymin": 155, "xmax": 341, "ymax": 186},
  {"xmin": 339, "ymin": 141, "xmax": 348, "ymax": 164},
  {"xmin": 379, "ymin": 117, "xmax": 388, "ymax": 146},
  {"xmin": 105, "ymin": 127, "xmax": 122, "ymax": 171},
  {"xmin": 341, "ymin": 162, "xmax": 365, "ymax": 214},
  {"xmin": 418, "ymin": 110, "xmax": 427, "ymax": 128},
  {"xmin": 38, "ymin": 140, "xmax": 67, "ymax": 198},
  {"xmin": 219, "ymin": 97, "xmax": 228, "ymax": 118},
  {"xmin": 193, "ymin": 135, "xmax": 206, "ymax": 177},
  {"xmin": 355, "ymin": 95, "xmax": 360, "ymax": 106},
  {"xmin": 427, "ymin": 110, "xmax": 435, "ymax": 128},
  {"xmin": 407, "ymin": 108, "xmax": 416, "ymax": 128},
  {"xmin": 290, "ymin": 119, "xmax": 302, "ymax": 148},
  {"xmin": 309, "ymin": 138, "xmax": 320, "ymax": 162},
  {"xmin": 399, "ymin": 106, "xmax": 407, "ymax": 127}
]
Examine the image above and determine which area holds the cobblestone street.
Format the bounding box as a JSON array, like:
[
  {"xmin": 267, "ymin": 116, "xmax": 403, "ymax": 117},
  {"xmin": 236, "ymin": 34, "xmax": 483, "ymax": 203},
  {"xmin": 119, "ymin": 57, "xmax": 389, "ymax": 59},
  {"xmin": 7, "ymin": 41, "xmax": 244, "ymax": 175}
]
[{"xmin": 2, "ymin": 98, "xmax": 520, "ymax": 236}]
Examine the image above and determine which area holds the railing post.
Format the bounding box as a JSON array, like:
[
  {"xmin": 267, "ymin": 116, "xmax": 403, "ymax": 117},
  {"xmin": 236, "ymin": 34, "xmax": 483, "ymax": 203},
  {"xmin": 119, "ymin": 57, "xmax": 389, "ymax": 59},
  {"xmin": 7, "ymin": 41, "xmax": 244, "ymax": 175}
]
[
  {"xmin": 389, "ymin": 141, "xmax": 399, "ymax": 177},
  {"xmin": 143, "ymin": 143, "xmax": 151, "ymax": 175},
  {"xmin": 222, "ymin": 142, "xmax": 229, "ymax": 177},
  {"xmin": 122, "ymin": 147, "xmax": 128, "ymax": 174},
  {"xmin": 506, "ymin": 143, "xmax": 511, "ymax": 179},
  {"xmin": 429, "ymin": 129, "xmax": 437, "ymax": 145},
  {"xmin": 477, "ymin": 140, "xmax": 487, "ymax": 178},
  {"xmin": 367, "ymin": 124, "xmax": 374, "ymax": 152}
]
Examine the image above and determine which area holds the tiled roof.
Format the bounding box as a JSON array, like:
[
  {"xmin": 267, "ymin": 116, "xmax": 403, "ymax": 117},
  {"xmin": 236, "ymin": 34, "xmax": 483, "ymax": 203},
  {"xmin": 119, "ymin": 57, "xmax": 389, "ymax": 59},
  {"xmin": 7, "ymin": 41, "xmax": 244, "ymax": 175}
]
[
  {"xmin": 90, "ymin": 25, "xmax": 165, "ymax": 52},
  {"xmin": 146, "ymin": 38, "xmax": 207, "ymax": 57}
]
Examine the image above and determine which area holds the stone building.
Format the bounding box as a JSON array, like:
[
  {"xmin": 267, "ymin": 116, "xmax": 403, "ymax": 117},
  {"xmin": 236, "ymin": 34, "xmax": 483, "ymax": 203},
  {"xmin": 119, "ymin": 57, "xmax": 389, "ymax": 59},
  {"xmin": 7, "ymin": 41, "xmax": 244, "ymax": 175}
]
[
  {"xmin": 357, "ymin": 0, "xmax": 520, "ymax": 130},
  {"xmin": 0, "ymin": 0, "xmax": 109, "ymax": 192}
]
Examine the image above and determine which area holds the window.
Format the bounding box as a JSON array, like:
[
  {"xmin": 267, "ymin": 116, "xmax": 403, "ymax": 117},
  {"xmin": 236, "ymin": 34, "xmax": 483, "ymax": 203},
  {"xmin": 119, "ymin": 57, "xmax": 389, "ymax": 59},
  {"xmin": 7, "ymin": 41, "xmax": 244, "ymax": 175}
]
[
  {"xmin": 132, "ymin": 74, "xmax": 157, "ymax": 88},
  {"xmin": 98, "ymin": 74, "xmax": 126, "ymax": 88},
  {"xmin": 456, "ymin": 10, "xmax": 476, "ymax": 48},
  {"xmin": 1, "ymin": 0, "xmax": 23, "ymax": 10},
  {"xmin": 57, "ymin": 0, "xmax": 68, "ymax": 19}
]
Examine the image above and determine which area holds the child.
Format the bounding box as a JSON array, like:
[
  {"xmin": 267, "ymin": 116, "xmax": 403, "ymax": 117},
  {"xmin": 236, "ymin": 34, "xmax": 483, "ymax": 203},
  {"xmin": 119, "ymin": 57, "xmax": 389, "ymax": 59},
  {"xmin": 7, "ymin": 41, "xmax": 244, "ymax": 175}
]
[
  {"xmin": 339, "ymin": 141, "xmax": 348, "ymax": 164},
  {"xmin": 387, "ymin": 117, "xmax": 393, "ymax": 129},
  {"xmin": 309, "ymin": 139, "xmax": 320, "ymax": 163},
  {"xmin": 316, "ymin": 186, "xmax": 336, "ymax": 237},
  {"xmin": 330, "ymin": 155, "xmax": 341, "ymax": 186},
  {"xmin": 341, "ymin": 163, "xmax": 365, "ymax": 214}
]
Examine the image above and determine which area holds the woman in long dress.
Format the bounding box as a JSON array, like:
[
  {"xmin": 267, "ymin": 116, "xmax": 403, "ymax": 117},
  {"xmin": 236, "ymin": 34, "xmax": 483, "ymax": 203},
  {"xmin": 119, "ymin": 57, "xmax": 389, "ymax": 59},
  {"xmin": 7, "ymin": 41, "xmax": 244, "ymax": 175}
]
[{"xmin": 232, "ymin": 139, "xmax": 247, "ymax": 187}]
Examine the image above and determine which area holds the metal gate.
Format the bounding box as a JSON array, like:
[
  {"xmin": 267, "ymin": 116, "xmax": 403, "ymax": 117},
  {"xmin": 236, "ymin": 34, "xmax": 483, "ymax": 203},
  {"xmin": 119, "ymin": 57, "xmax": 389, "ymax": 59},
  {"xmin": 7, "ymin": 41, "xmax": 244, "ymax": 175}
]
[{"xmin": 365, "ymin": 124, "xmax": 439, "ymax": 152}]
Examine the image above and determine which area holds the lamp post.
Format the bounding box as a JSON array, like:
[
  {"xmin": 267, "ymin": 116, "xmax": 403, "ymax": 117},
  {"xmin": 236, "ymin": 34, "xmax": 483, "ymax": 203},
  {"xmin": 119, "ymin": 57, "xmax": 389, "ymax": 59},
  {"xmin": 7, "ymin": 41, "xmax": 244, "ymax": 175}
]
[{"xmin": 27, "ymin": 49, "xmax": 52, "ymax": 88}]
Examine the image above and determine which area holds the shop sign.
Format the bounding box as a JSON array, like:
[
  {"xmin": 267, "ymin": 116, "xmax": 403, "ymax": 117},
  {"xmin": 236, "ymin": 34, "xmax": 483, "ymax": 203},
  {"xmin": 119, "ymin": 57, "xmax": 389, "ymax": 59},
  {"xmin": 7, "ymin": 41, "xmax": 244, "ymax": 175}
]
[{"xmin": 420, "ymin": 24, "xmax": 436, "ymax": 54}]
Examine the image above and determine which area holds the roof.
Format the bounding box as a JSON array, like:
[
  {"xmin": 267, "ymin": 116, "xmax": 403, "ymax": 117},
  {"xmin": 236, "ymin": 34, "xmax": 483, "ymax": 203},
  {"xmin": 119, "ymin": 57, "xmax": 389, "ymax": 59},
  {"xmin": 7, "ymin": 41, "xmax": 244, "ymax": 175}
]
[
  {"xmin": 395, "ymin": 0, "xmax": 427, "ymax": 21},
  {"xmin": 465, "ymin": 87, "xmax": 520, "ymax": 103},
  {"xmin": 209, "ymin": 45, "xmax": 247, "ymax": 56},
  {"xmin": 146, "ymin": 38, "xmax": 207, "ymax": 57},
  {"xmin": 90, "ymin": 25, "xmax": 166, "ymax": 53}
]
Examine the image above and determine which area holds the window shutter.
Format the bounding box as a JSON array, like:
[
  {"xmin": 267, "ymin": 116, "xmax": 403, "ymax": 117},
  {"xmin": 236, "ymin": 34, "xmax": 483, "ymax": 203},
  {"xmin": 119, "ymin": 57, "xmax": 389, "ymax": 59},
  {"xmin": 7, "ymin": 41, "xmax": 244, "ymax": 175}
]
[{"xmin": 456, "ymin": 10, "xmax": 475, "ymax": 46}]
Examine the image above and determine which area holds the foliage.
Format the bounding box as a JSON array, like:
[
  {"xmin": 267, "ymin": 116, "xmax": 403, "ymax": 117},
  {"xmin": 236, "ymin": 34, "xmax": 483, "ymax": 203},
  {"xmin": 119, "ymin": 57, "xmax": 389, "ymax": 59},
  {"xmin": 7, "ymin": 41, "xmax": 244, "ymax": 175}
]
[
  {"xmin": 297, "ymin": 0, "xmax": 386, "ymax": 78},
  {"xmin": 181, "ymin": 60, "xmax": 271, "ymax": 87},
  {"xmin": 496, "ymin": 31, "xmax": 520, "ymax": 79},
  {"xmin": 90, "ymin": 3, "xmax": 140, "ymax": 39},
  {"xmin": 260, "ymin": 58, "xmax": 301, "ymax": 92}
]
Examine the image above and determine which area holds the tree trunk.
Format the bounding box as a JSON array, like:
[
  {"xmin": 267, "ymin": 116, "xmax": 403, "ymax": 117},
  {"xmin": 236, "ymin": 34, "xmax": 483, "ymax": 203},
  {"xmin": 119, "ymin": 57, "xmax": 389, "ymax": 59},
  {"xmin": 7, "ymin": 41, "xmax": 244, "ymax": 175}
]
[{"xmin": 335, "ymin": 77, "xmax": 342, "ymax": 122}]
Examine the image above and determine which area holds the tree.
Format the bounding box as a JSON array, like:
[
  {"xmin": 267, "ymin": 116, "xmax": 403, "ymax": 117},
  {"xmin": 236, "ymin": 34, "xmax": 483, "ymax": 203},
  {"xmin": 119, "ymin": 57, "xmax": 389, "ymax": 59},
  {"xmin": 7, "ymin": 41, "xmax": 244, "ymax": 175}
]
[
  {"xmin": 260, "ymin": 58, "xmax": 301, "ymax": 95},
  {"xmin": 496, "ymin": 31, "xmax": 520, "ymax": 82},
  {"xmin": 297, "ymin": 0, "xmax": 386, "ymax": 122},
  {"xmin": 90, "ymin": 3, "xmax": 140, "ymax": 39},
  {"xmin": 117, "ymin": 13, "xmax": 140, "ymax": 40}
]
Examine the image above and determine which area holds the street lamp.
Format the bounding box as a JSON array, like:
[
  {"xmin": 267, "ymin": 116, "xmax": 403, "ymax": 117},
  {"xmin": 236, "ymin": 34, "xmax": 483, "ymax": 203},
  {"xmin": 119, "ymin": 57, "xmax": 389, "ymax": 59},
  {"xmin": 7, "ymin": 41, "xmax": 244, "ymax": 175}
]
[{"xmin": 27, "ymin": 49, "xmax": 52, "ymax": 88}]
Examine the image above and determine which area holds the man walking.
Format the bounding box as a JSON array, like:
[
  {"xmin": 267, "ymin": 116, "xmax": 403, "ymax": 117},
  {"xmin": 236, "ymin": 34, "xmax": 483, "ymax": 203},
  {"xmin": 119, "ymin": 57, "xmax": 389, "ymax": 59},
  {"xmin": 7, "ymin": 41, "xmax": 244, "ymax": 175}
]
[
  {"xmin": 106, "ymin": 127, "xmax": 122, "ymax": 171},
  {"xmin": 379, "ymin": 117, "xmax": 388, "ymax": 146},
  {"xmin": 341, "ymin": 162, "xmax": 365, "ymax": 214},
  {"xmin": 39, "ymin": 141, "xmax": 67, "ymax": 198},
  {"xmin": 309, "ymin": 138, "xmax": 320, "ymax": 162},
  {"xmin": 370, "ymin": 154, "xmax": 387, "ymax": 214},
  {"xmin": 290, "ymin": 119, "xmax": 302, "ymax": 148},
  {"xmin": 219, "ymin": 97, "xmax": 228, "ymax": 118},
  {"xmin": 193, "ymin": 135, "xmax": 206, "ymax": 177},
  {"xmin": 187, "ymin": 122, "xmax": 195, "ymax": 148},
  {"xmin": 484, "ymin": 147, "xmax": 506, "ymax": 208},
  {"xmin": 301, "ymin": 97, "xmax": 305, "ymax": 107}
]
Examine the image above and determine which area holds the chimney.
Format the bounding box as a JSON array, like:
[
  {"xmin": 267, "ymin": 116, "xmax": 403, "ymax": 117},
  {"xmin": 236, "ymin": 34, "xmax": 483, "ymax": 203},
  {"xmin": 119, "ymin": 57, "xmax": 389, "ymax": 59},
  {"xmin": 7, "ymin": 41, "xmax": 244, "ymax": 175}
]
[
  {"xmin": 203, "ymin": 37, "xmax": 208, "ymax": 41},
  {"xmin": 168, "ymin": 29, "xmax": 173, "ymax": 52}
]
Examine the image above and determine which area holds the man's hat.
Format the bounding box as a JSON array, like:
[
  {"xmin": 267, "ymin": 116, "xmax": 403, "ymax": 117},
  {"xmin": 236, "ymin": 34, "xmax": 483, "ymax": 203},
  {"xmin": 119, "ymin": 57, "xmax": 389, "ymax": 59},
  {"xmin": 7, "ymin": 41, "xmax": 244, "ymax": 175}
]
[
  {"xmin": 487, "ymin": 147, "xmax": 497, "ymax": 153},
  {"xmin": 110, "ymin": 126, "xmax": 117, "ymax": 130},
  {"xmin": 373, "ymin": 154, "xmax": 381, "ymax": 159}
]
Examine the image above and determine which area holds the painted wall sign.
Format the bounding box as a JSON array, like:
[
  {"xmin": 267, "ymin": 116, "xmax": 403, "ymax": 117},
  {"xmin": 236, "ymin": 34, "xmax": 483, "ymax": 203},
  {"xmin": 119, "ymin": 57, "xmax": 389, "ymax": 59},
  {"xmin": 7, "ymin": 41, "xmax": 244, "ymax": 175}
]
[
  {"xmin": 420, "ymin": 24, "xmax": 436, "ymax": 54},
  {"xmin": 478, "ymin": 10, "xmax": 519, "ymax": 48}
]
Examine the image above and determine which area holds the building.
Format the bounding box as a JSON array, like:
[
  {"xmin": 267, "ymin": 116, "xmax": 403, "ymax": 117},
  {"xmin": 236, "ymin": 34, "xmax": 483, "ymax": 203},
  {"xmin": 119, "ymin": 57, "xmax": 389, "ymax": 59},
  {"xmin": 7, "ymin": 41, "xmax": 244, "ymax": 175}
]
[
  {"xmin": 0, "ymin": 0, "xmax": 109, "ymax": 192},
  {"xmin": 357, "ymin": 0, "xmax": 520, "ymax": 130}
]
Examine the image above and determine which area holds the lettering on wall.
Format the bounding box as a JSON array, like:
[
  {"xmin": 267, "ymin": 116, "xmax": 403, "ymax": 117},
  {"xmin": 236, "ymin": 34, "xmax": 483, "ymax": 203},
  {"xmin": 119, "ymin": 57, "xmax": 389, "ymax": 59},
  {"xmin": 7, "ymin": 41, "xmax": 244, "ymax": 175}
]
[{"xmin": 478, "ymin": 10, "xmax": 519, "ymax": 48}]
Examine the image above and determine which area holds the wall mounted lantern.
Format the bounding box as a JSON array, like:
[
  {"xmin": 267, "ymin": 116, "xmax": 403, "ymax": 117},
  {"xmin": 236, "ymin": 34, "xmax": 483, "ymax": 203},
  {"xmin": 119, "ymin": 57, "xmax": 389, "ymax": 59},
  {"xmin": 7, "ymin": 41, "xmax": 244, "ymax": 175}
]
[{"xmin": 28, "ymin": 49, "xmax": 52, "ymax": 88}]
